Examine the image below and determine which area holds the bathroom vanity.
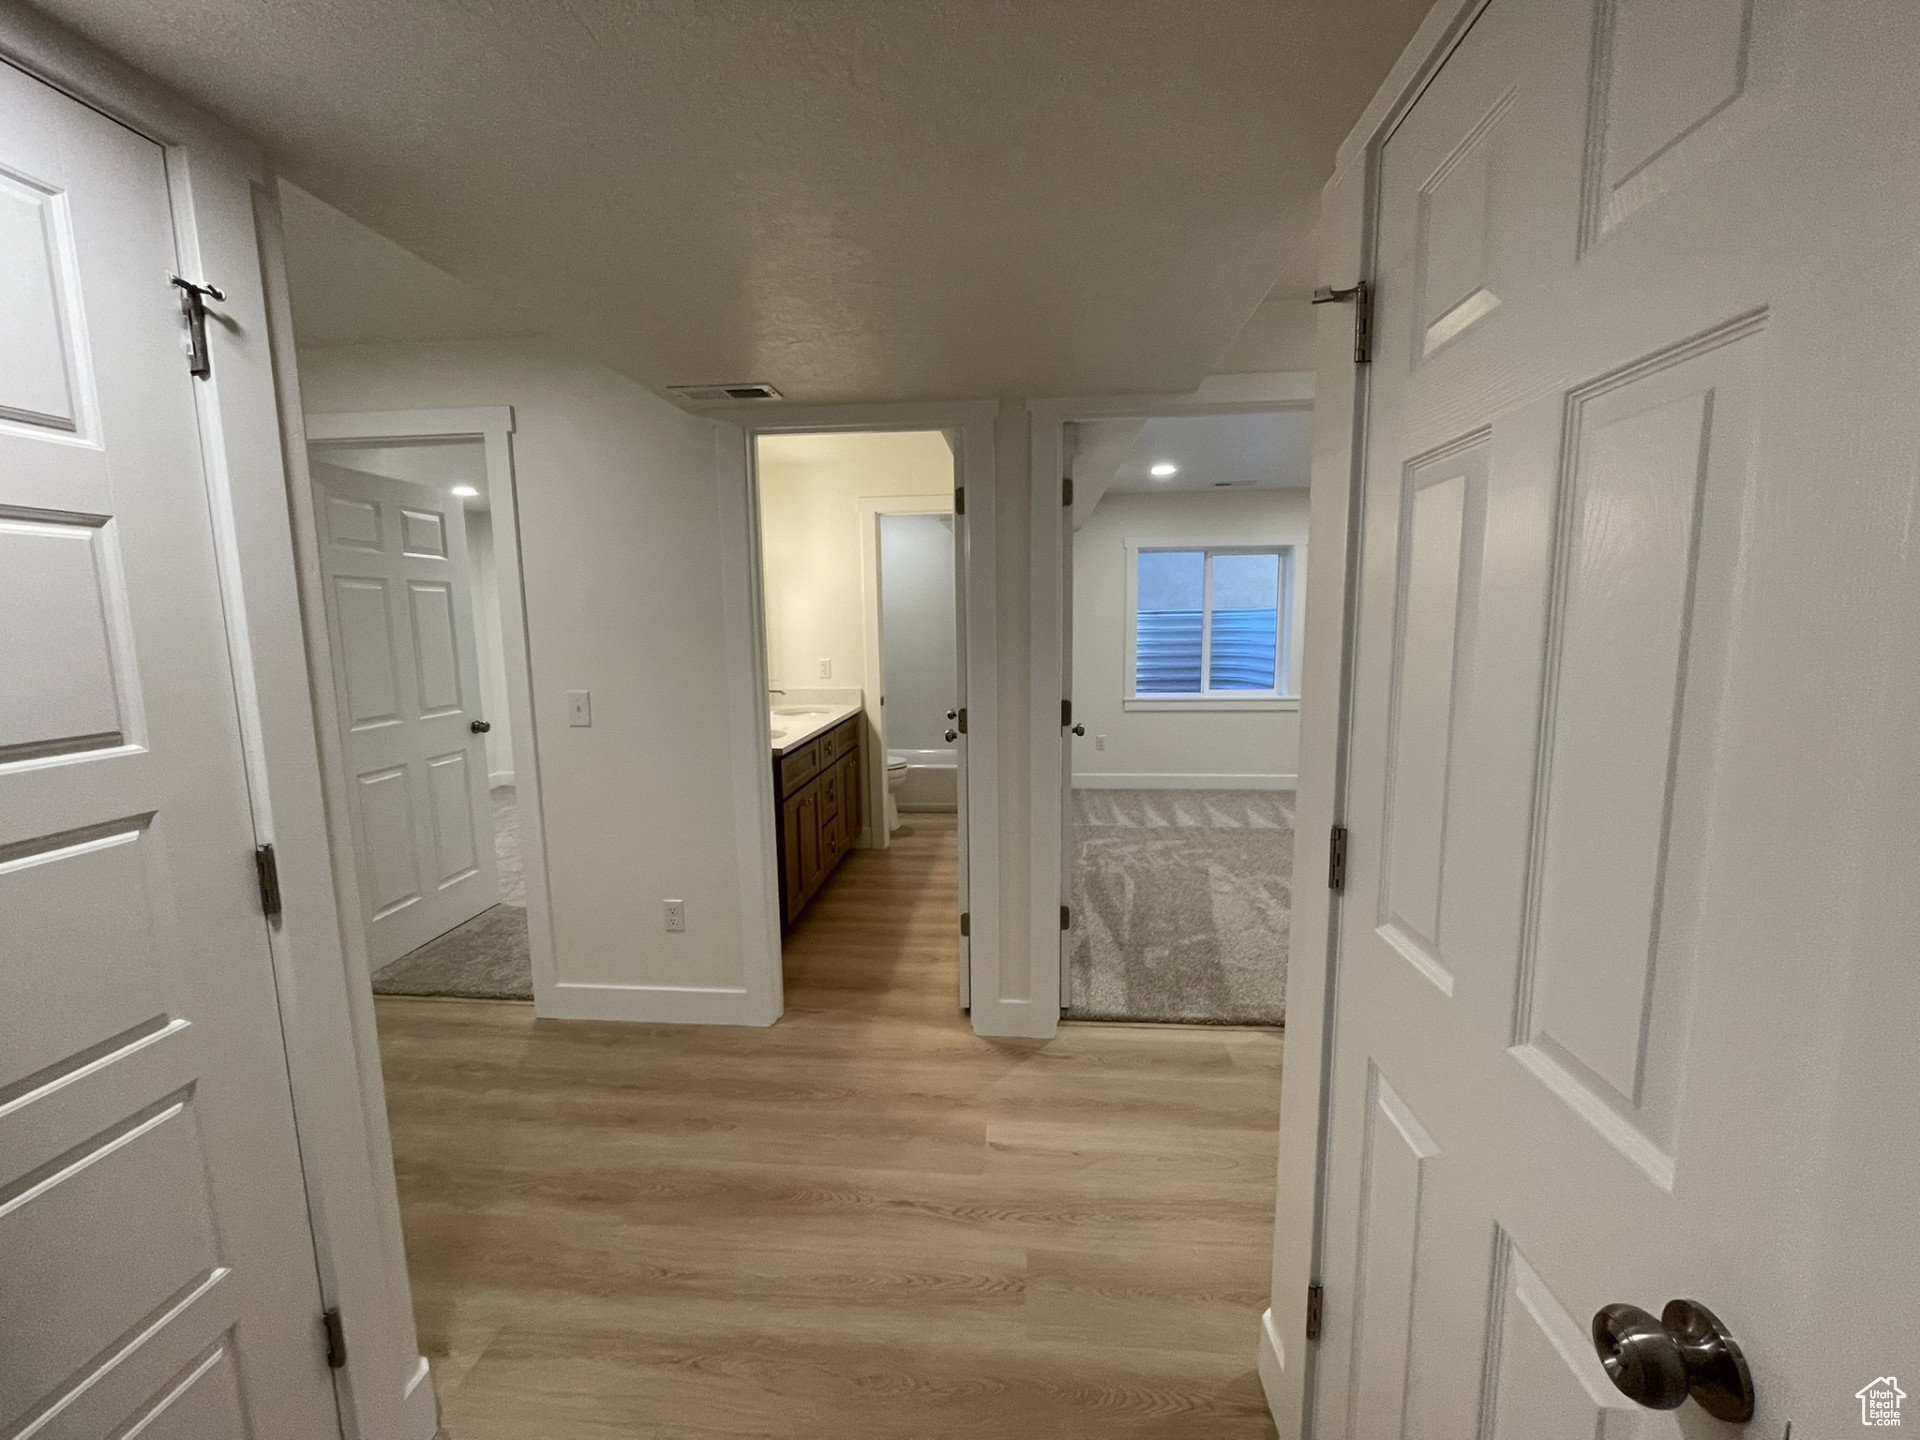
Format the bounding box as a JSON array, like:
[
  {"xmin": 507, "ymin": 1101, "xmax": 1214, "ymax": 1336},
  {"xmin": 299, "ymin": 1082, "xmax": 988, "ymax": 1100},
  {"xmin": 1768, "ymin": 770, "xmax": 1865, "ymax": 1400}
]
[{"xmin": 770, "ymin": 702, "xmax": 863, "ymax": 925}]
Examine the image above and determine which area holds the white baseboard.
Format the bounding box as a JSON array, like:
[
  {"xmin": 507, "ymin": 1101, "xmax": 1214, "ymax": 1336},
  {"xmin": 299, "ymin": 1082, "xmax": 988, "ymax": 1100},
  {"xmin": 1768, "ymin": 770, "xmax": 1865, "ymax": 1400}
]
[
  {"xmin": 1073, "ymin": 772, "xmax": 1299, "ymax": 791},
  {"xmin": 1258, "ymin": 1308, "xmax": 1290, "ymax": 1436},
  {"xmin": 397, "ymin": 1354, "xmax": 440, "ymax": 1440},
  {"xmin": 542, "ymin": 981, "xmax": 775, "ymax": 1026},
  {"xmin": 488, "ymin": 769, "xmax": 515, "ymax": 788}
]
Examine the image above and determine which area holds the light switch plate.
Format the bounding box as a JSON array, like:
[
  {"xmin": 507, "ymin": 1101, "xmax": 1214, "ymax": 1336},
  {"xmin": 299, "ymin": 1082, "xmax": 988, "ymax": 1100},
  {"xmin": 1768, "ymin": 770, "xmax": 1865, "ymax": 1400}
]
[{"xmin": 567, "ymin": 690, "xmax": 592, "ymax": 727}]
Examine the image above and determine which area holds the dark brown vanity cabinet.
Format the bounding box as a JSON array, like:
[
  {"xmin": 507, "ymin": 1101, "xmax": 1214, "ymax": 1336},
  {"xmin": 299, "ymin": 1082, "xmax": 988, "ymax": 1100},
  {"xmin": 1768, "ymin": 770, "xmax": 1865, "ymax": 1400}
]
[{"xmin": 776, "ymin": 716, "xmax": 862, "ymax": 925}]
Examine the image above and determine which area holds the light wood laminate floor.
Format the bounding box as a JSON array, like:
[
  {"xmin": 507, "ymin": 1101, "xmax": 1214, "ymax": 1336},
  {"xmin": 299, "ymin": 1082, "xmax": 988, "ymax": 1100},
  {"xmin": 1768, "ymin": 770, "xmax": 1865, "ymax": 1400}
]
[{"xmin": 378, "ymin": 814, "xmax": 1284, "ymax": 1438}]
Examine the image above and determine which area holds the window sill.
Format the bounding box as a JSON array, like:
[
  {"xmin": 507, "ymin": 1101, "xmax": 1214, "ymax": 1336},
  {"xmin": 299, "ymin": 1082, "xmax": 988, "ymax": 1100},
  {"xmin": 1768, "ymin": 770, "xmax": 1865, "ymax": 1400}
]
[{"xmin": 1123, "ymin": 696, "xmax": 1300, "ymax": 713}]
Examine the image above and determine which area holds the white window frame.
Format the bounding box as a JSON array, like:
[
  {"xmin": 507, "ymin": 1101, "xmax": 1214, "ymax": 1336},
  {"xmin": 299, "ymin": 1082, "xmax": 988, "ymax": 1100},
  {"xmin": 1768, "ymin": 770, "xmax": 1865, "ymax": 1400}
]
[{"xmin": 1123, "ymin": 537, "xmax": 1300, "ymax": 710}]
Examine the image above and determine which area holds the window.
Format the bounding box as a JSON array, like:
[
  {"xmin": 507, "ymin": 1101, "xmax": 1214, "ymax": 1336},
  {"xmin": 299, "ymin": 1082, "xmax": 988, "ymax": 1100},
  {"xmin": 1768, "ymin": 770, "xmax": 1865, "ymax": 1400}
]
[{"xmin": 1128, "ymin": 544, "xmax": 1294, "ymax": 702}]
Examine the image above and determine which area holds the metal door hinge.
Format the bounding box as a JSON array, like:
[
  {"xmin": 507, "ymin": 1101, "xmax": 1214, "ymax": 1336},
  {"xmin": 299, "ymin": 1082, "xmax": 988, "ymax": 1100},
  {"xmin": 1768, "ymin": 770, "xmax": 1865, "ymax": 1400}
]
[
  {"xmin": 1061, "ymin": 698, "xmax": 1072, "ymax": 728},
  {"xmin": 1062, "ymin": 475, "xmax": 1074, "ymax": 507},
  {"xmin": 959, "ymin": 911, "xmax": 970, "ymax": 937},
  {"xmin": 954, "ymin": 486, "xmax": 965, "ymax": 515},
  {"xmin": 1327, "ymin": 825, "xmax": 1348, "ymax": 893},
  {"xmin": 322, "ymin": 1308, "xmax": 347, "ymax": 1368},
  {"xmin": 1312, "ymin": 281, "xmax": 1372, "ymax": 365},
  {"xmin": 169, "ymin": 275, "xmax": 226, "ymax": 379},
  {"xmin": 1306, "ymin": 1283, "xmax": 1324, "ymax": 1342},
  {"xmin": 1060, "ymin": 904, "xmax": 1071, "ymax": 931},
  {"xmin": 956, "ymin": 707, "xmax": 967, "ymax": 735},
  {"xmin": 254, "ymin": 843, "xmax": 282, "ymax": 922}
]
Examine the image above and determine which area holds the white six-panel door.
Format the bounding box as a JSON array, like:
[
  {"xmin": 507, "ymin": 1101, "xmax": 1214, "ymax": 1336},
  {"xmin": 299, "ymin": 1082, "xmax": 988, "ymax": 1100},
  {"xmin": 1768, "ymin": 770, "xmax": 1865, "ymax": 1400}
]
[
  {"xmin": 312, "ymin": 461, "xmax": 499, "ymax": 967},
  {"xmin": 0, "ymin": 59, "xmax": 338, "ymax": 1438},
  {"xmin": 1314, "ymin": 1, "xmax": 1920, "ymax": 1435}
]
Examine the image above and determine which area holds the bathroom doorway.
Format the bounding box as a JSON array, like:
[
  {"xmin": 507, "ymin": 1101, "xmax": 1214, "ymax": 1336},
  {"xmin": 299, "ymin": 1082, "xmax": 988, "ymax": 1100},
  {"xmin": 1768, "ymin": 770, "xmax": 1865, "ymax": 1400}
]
[{"xmin": 752, "ymin": 430, "xmax": 969, "ymax": 1007}]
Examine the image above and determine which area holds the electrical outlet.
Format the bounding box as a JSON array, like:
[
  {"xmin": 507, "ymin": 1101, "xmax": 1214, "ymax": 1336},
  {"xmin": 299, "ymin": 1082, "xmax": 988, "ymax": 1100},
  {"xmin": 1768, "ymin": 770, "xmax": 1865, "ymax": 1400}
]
[
  {"xmin": 817, "ymin": 657, "xmax": 832, "ymax": 679},
  {"xmin": 663, "ymin": 899, "xmax": 686, "ymax": 933},
  {"xmin": 566, "ymin": 690, "xmax": 592, "ymax": 727},
  {"xmin": 1094, "ymin": 733, "xmax": 1107, "ymax": 751}
]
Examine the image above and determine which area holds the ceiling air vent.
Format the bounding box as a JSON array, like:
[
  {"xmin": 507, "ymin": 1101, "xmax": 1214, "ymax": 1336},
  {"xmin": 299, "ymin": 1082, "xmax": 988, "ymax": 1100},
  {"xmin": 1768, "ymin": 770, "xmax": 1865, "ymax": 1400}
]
[{"xmin": 666, "ymin": 382, "xmax": 783, "ymax": 403}]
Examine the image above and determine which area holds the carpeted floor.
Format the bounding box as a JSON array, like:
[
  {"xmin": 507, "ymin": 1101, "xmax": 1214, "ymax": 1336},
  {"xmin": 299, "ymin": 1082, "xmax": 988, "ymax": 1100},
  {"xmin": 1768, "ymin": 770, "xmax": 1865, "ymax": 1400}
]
[
  {"xmin": 372, "ymin": 786, "xmax": 532, "ymax": 1000},
  {"xmin": 1067, "ymin": 788, "xmax": 1293, "ymax": 1026}
]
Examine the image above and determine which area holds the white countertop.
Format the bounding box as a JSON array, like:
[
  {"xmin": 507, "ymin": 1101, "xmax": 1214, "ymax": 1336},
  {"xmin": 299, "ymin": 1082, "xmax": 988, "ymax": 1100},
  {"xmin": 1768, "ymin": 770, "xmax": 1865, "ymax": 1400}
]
[{"xmin": 769, "ymin": 700, "xmax": 863, "ymax": 756}]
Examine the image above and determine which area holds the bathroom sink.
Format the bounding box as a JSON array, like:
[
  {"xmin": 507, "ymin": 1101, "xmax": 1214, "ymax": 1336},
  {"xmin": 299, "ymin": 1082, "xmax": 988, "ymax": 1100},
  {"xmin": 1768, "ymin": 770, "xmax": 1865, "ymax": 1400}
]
[
  {"xmin": 769, "ymin": 727, "xmax": 790, "ymax": 742},
  {"xmin": 773, "ymin": 706, "xmax": 835, "ymax": 717}
]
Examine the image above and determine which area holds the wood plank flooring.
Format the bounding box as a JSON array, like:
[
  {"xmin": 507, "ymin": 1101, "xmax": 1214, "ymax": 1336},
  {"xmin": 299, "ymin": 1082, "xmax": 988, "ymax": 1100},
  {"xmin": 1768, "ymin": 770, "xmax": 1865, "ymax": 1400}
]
[{"xmin": 377, "ymin": 814, "xmax": 1284, "ymax": 1438}]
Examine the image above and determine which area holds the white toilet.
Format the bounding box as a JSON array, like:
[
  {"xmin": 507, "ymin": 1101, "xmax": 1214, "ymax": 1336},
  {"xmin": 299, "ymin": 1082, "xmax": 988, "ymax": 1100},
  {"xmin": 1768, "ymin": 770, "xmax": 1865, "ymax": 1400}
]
[{"xmin": 885, "ymin": 754, "xmax": 911, "ymax": 833}]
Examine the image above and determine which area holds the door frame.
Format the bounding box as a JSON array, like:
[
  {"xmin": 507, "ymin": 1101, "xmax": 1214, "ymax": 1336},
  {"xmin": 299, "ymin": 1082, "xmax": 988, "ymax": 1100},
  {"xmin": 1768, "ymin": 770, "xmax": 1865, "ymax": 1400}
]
[
  {"xmin": 857, "ymin": 493, "xmax": 959, "ymax": 851},
  {"xmin": 1025, "ymin": 376, "xmax": 1317, "ymax": 1023},
  {"xmin": 0, "ymin": 8, "xmax": 438, "ymax": 1437},
  {"xmin": 1255, "ymin": 2, "xmax": 1500, "ymax": 1435},
  {"xmin": 299, "ymin": 407, "xmax": 560, "ymax": 1011},
  {"xmin": 713, "ymin": 401, "xmax": 1011, "ymax": 1035}
]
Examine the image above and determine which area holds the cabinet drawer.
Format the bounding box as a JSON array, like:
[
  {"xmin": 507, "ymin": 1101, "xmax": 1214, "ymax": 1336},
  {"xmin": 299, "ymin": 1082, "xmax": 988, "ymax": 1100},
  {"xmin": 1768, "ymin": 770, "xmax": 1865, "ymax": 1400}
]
[{"xmin": 779, "ymin": 738, "xmax": 820, "ymax": 795}]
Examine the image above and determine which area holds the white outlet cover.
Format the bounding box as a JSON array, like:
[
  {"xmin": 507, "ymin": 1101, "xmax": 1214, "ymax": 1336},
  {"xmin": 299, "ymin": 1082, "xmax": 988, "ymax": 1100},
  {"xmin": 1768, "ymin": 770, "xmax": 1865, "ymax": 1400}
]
[
  {"xmin": 817, "ymin": 657, "xmax": 832, "ymax": 679},
  {"xmin": 663, "ymin": 899, "xmax": 686, "ymax": 932}
]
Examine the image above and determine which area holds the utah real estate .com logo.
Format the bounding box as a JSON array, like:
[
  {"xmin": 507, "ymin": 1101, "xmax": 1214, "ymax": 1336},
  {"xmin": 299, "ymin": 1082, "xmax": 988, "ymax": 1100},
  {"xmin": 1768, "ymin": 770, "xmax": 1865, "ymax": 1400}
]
[{"xmin": 1859, "ymin": 1377, "xmax": 1906, "ymax": 1427}]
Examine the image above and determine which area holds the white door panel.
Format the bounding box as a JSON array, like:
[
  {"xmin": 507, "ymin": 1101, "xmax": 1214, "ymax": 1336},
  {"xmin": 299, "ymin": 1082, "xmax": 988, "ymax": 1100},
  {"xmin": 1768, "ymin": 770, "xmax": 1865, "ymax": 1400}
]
[
  {"xmin": 313, "ymin": 461, "xmax": 499, "ymax": 965},
  {"xmin": 0, "ymin": 59, "xmax": 336, "ymax": 1439},
  {"xmin": 1316, "ymin": 1, "xmax": 1919, "ymax": 1434}
]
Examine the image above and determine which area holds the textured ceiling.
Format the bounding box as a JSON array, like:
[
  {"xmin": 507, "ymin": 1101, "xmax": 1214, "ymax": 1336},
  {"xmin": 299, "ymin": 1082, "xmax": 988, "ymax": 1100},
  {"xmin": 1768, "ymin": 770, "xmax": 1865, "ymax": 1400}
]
[
  {"xmin": 36, "ymin": 0, "xmax": 1432, "ymax": 402},
  {"xmin": 1109, "ymin": 411, "xmax": 1313, "ymax": 491}
]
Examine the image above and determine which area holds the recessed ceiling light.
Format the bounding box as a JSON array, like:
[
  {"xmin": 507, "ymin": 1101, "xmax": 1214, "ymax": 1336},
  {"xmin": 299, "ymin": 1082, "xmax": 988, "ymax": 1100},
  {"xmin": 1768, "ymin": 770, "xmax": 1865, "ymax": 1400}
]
[
  {"xmin": 1150, "ymin": 462, "xmax": 1178, "ymax": 478},
  {"xmin": 450, "ymin": 485, "xmax": 479, "ymax": 497}
]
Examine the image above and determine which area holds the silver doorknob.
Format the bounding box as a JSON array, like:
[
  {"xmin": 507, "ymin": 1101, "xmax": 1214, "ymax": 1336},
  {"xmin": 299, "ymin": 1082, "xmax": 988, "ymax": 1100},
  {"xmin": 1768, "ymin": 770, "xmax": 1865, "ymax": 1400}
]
[
  {"xmin": 943, "ymin": 728, "xmax": 958, "ymax": 743},
  {"xmin": 470, "ymin": 719, "xmax": 492, "ymax": 734},
  {"xmin": 1591, "ymin": 1300, "xmax": 1754, "ymax": 1423},
  {"xmin": 1070, "ymin": 723, "xmax": 1085, "ymax": 736}
]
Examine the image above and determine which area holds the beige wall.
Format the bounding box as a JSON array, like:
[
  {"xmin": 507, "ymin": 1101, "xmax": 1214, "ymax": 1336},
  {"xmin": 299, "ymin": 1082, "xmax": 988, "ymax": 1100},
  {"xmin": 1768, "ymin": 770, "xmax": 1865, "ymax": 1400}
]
[
  {"xmin": 756, "ymin": 430, "xmax": 953, "ymax": 693},
  {"xmin": 1072, "ymin": 487, "xmax": 1308, "ymax": 786},
  {"xmin": 299, "ymin": 337, "xmax": 755, "ymax": 997}
]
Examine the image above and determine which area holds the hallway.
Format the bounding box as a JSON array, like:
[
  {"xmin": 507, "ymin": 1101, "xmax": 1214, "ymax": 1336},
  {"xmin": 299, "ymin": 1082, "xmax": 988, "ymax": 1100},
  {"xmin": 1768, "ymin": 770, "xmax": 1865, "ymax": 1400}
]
[{"xmin": 377, "ymin": 816, "xmax": 1284, "ymax": 1438}]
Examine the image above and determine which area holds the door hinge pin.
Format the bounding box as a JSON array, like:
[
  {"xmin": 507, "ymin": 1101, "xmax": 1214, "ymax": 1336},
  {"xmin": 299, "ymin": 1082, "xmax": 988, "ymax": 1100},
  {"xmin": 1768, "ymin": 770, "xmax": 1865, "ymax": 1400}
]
[
  {"xmin": 322, "ymin": 1308, "xmax": 347, "ymax": 1368},
  {"xmin": 1327, "ymin": 825, "xmax": 1348, "ymax": 893},
  {"xmin": 1061, "ymin": 698, "xmax": 1072, "ymax": 728},
  {"xmin": 1063, "ymin": 474, "xmax": 1074, "ymax": 507},
  {"xmin": 254, "ymin": 843, "xmax": 283, "ymax": 922},
  {"xmin": 1312, "ymin": 280, "xmax": 1372, "ymax": 365},
  {"xmin": 959, "ymin": 910, "xmax": 970, "ymax": 937},
  {"xmin": 169, "ymin": 275, "xmax": 225, "ymax": 379},
  {"xmin": 1306, "ymin": 1283, "xmax": 1324, "ymax": 1342},
  {"xmin": 1060, "ymin": 904, "xmax": 1071, "ymax": 931},
  {"xmin": 954, "ymin": 485, "xmax": 965, "ymax": 515},
  {"xmin": 956, "ymin": 707, "xmax": 967, "ymax": 735}
]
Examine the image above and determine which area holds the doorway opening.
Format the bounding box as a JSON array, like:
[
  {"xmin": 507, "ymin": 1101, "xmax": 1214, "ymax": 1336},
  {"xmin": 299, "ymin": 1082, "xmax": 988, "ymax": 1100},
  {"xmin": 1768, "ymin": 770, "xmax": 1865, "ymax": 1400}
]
[
  {"xmin": 304, "ymin": 411, "xmax": 550, "ymax": 1004},
  {"xmin": 751, "ymin": 429, "xmax": 968, "ymax": 1007},
  {"xmin": 1061, "ymin": 409, "xmax": 1311, "ymax": 1025}
]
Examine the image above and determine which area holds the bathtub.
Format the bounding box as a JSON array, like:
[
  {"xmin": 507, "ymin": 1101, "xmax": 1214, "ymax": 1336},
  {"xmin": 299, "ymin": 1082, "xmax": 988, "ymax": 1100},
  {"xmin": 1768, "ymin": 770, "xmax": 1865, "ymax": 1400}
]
[{"xmin": 889, "ymin": 747, "xmax": 958, "ymax": 812}]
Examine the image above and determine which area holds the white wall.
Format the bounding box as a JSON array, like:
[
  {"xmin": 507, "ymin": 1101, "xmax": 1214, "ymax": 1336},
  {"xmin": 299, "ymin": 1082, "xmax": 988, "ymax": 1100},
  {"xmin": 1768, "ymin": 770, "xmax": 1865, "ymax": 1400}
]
[
  {"xmin": 756, "ymin": 430, "xmax": 953, "ymax": 691},
  {"xmin": 1072, "ymin": 487, "xmax": 1308, "ymax": 788},
  {"xmin": 299, "ymin": 338, "xmax": 756, "ymax": 998},
  {"xmin": 879, "ymin": 512, "xmax": 959, "ymax": 752}
]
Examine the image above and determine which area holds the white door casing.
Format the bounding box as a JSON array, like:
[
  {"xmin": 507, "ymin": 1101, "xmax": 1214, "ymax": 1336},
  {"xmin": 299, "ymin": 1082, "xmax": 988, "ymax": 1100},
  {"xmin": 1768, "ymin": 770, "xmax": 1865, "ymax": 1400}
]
[
  {"xmin": 311, "ymin": 461, "xmax": 500, "ymax": 968},
  {"xmin": 0, "ymin": 59, "xmax": 338, "ymax": 1438},
  {"xmin": 1307, "ymin": 2, "xmax": 1920, "ymax": 1437}
]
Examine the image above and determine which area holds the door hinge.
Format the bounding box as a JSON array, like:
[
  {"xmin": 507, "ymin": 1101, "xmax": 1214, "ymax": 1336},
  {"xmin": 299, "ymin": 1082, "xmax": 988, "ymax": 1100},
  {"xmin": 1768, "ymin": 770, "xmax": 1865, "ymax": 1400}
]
[
  {"xmin": 169, "ymin": 275, "xmax": 226, "ymax": 380},
  {"xmin": 1062, "ymin": 474, "xmax": 1074, "ymax": 507},
  {"xmin": 1327, "ymin": 825, "xmax": 1348, "ymax": 893},
  {"xmin": 254, "ymin": 843, "xmax": 283, "ymax": 922},
  {"xmin": 1060, "ymin": 904, "xmax": 1071, "ymax": 931},
  {"xmin": 959, "ymin": 910, "xmax": 970, "ymax": 937},
  {"xmin": 954, "ymin": 485, "xmax": 965, "ymax": 515},
  {"xmin": 1312, "ymin": 280, "xmax": 1372, "ymax": 365},
  {"xmin": 322, "ymin": 1308, "xmax": 347, "ymax": 1369},
  {"xmin": 956, "ymin": 707, "xmax": 967, "ymax": 735},
  {"xmin": 1061, "ymin": 698, "xmax": 1072, "ymax": 728},
  {"xmin": 1305, "ymin": 1283, "xmax": 1324, "ymax": 1342}
]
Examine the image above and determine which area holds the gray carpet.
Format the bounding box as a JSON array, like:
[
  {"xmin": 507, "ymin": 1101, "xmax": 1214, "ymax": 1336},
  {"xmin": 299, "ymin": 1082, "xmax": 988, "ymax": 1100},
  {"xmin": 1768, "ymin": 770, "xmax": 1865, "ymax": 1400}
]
[
  {"xmin": 372, "ymin": 786, "xmax": 532, "ymax": 1000},
  {"xmin": 1068, "ymin": 788, "xmax": 1293, "ymax": 1026}
]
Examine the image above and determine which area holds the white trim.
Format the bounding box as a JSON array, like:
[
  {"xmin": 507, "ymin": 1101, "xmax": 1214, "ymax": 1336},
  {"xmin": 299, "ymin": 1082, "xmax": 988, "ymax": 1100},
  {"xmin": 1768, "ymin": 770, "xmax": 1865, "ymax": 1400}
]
[
  {"xmin": 1072, "ymin": 772, "xmax": 1298, "ymax": 791},
  {"xmin": 488, "ymin": 769, "xmax": 516, "ymax": 787},
  {"xmin": 1029, "ymin": 385, "xmax": 1316, "ymax": 1040},
  {"xmin": 542, "ymin": 981, "xmax": 763, "ymax": 1026},
  {"xmin": 0, "ymin": 10, "xmax": 435, "ymax": 1436},
  {"xmin": 300, "ymin": 407, "xmax": 566, "ymax": 1019},
  {"xmin": 857, "ymin": 493, "xmax": 956, "ymax": 851},
  {"xmin": 716, "ymin": 401, "xmax": 1013, "ymax": 1034},
  {"xmin": 1265, "ymin": 7, "xmax": 1493, "ymax": 1438},
  {"xmin": 1123, "ymin": 698, "xmax": 1300, "ymax": 713}
]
